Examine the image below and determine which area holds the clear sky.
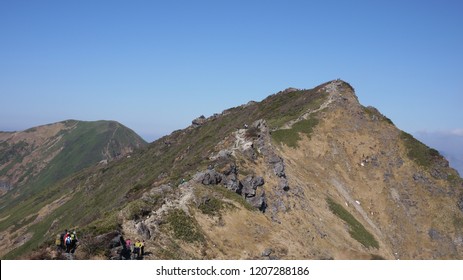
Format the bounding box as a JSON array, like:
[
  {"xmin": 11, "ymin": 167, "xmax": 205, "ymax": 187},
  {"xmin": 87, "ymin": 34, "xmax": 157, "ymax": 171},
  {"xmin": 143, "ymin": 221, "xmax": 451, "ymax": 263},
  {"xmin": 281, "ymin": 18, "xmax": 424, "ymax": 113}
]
[{"xmin": 1, "ymin": 0, "xmax": 462, "ymax": 143}]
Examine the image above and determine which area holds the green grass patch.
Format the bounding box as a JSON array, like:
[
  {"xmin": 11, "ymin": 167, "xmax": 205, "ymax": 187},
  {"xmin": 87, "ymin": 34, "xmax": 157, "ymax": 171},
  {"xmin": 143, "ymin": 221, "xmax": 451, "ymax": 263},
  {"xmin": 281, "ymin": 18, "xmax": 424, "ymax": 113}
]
[
  {"xmin": 213, "ymin": 185, "xmax": 256, "ymax": 211},
  {"xmin": 198, "ymin": 197, "xmax": 224, "ymax": 216},
  {"xmin": 82, "ymin": 211, "xmax": 122, "ymax": 236},
  {"xmin": 272, "ymin": 117, "xmax": 319, "ymax": 148},
  {"xmin": 400, "ymin": 132, "xmax": 441, "ymax": 168},
  {"xmin": 363, "ymin": 106, "xmax": 394, "ymax": 125},
  {"xmin": 165, "ymin": 209, "xmax": 204, "ymax": 243},
  {"xmin": 327, "ymin": 197, "xmax": 379, "ymax": 249},
  {"xmin": 122, "ymin": 200, "xmax": 152, "ymax": 220}
]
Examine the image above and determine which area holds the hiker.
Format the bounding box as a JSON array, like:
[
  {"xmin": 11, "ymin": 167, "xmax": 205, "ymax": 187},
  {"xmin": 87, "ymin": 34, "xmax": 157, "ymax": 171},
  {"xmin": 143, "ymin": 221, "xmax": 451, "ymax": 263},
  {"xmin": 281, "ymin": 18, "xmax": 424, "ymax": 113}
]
[
  {"xmin": 70, "ymin": 230, "xmax": 78, "ymax": 254},
  {"xmin": 62, "ymin": 230, "xmax": 71, "ymax": 253},
  {"xmin": 133, "ymin": 239, "xmax": 142, "ymax": 259},
  {"xmin": 60, "ymin": 229, "xmax": 67, "ymax": 250},
  {"xmin": 65, "ymin": 233, "xmax": 72, "ymax": 253},
  {"xmin": 125, "ymin": 238, "xmax": 132, "ymax": 250},
  {"xmin": 120, "ymin": 237, "xmax": 132, "ymax": 260},
  {"xmin": 140, "ymin": 240, "xmax": 145, "ymax": 257},
  {"xmin": 55, "ymin": 233, "xmax": 63, "ymax": 252}
]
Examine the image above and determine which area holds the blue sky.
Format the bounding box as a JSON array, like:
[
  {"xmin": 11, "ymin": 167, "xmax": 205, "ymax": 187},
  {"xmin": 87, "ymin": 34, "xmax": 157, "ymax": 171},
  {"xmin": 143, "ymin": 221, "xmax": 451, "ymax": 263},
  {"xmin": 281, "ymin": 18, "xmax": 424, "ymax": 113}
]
[{"xmin": 1, "ymin": 0, "xmax": 462, "ymax": 164}]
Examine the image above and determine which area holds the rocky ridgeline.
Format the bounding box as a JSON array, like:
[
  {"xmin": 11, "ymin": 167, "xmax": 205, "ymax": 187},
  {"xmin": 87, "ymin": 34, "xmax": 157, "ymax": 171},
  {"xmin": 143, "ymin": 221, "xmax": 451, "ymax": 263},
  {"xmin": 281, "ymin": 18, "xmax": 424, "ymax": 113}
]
[{"xmin": 192, "ymin": 119, "xmax": 291, "ymax": 214}]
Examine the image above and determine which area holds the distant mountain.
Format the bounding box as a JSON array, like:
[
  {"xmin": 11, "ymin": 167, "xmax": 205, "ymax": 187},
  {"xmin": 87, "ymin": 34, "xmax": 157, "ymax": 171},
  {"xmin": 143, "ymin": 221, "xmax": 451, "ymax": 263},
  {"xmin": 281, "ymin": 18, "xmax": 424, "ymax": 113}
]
[
  {"xmin": 1, "ymin": 81, "xmax": 462, "ymax": 260},
  {"xmin": 0, "ymin": 119, "xmax": 146, "ymax": 198}
]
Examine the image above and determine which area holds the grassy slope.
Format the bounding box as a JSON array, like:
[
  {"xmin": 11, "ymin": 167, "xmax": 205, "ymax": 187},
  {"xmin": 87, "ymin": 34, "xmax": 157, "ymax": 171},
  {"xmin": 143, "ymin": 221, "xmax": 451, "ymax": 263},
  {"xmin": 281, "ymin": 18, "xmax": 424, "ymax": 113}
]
[
  {"xmin": 1, "ymin": 85, "xmax": 333, "ymax": 258},
  {"xmin": 0, "ymin": 121, "xmax": 147, "ymax": 257}
]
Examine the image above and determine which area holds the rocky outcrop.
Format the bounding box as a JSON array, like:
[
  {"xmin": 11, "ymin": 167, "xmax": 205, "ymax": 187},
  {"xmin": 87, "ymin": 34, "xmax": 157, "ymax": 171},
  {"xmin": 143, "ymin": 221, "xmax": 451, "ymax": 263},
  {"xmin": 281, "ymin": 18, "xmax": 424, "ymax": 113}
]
[
  {"xmin": 195, "ymin": 170, "xmax": 224, "ymax": 185},
  {"xmin": 241, "ymin": 175, "xmax": 264, "ymax": 197},
  {"xmin": 192, "ymin": 115, "xmax": 207, "ymax": 127},
  {"xmin": 194, "ymin": 166, "xmax": 266, "ymax": 211},
  {"xmin": 136, "ymin": 222, "xmax": 151, "ymax": 240},
  {"xmin": 458, "ymin": 197, "xmax": 463, "ymax": 213}
]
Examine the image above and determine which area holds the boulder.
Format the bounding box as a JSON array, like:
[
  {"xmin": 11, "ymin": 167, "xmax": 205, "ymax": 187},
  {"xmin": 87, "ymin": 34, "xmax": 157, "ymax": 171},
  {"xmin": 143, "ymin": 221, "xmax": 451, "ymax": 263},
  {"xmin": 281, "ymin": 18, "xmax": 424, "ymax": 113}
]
[
  {"xmin": 268, "ymin": 154, "xmax": 282, "ymax": 164},
  {"xmin": 192, "ymin": 115, "xmax": 207, "ymax": 126},
  {"xmin": 279, "ymin": 178, "xmax": 290, "ymax": 191},
  {"xmin": 223, "ymin": 174, "xmax": 242, "ymax": 193},
  {"xmin": 241, "ymin": 175, "xmax": 265, "ymax": 197},
  {"xmin": 428, "ymin": 228, "xmax": 442, "ymax": 241},
  {"xmin": 246, "ymin": 191, "xmax": 267, "ymax": 212},
  {"xmin": 109, "ymin": 246, "xmax": 123, "ymax": 260},
  {"xmin": 136, "ymin": 222, "xmax": 151, "ymax": 240},
  {"xmin": 222, "ymin": 163, "xmax": 237, "ymax": 176},
  {"xmin": 261, "ymin": 248, "xmax": 273, "ymax": 257},
  {"xmin": 108, "ymin": 235, "xmax": 123, "ymax": 249},
  {"xmin": 196, "ymin": 170, "xmax": 223, "ymax": 185},
  {"xmin": 273, "ymin": 162, "xmax": 285, "ymax": 177}
]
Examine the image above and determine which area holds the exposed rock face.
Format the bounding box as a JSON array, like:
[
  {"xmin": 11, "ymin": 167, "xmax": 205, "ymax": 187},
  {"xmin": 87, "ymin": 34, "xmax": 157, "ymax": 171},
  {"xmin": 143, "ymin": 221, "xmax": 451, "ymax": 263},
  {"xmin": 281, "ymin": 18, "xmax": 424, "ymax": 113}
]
[
  {"xmin": 224, "ymin": 174, "xmax": 242, "ymax": 193},
  {"xmin": 458, "ymin": 197, "xmax": 463, "ymax": 213},
  {"xmin": 192, "ymin": 115, "xmax": 207, "ymax": 126},
  {"xmin": 195, "ymin": 170, "xmax": 223, "ymax": 185},
  {"xmin": 136, "ymin": 222, "xmax": 151, "ymax": 240},
  {"xmin": 241, "ymin": 176, "xmax": 264, "ymax": 197}
]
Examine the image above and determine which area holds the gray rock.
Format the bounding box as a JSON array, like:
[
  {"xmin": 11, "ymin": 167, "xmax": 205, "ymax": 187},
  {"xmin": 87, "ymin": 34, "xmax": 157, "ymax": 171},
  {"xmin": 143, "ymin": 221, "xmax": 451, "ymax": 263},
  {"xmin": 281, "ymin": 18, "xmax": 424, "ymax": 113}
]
[
  {"xmin": 395, "ymin": 157, "xmax": 404, "ymax": 168},
  {"xmin": 241, "ymin": 176, "xmax": 265, "ymax": 197},
  {"xmin": 197, "ymin": 170, "xmax": 223, "ymax": 185},
  {"xmin": 215, "ymin": 150, "xmax": 232, "ymax": 161},
  {"xmin": 413, "ymin": 173, "xmax": 429, "ymax": 184},
  {"xmin": 246, "ymin": 191, "xmax": 267, "ymax": 212},
  {"xmin": 243, "ymin": 146, "xmax": 257, "ymax": 160},
  {"xmin": 224, "ymin": 174, "xmax": 243, "ymax": 193},
  {"xmin": 273, "ymin": 162, "xmax": 285, "ymax": 177},
  {"xmin": 146, "ymin": 184, "xmax": 173, "ymax": 197},
  {"xmin": 430, "ymin": 168, "xmax": 448, "ymax": 180},
  {"xmin": 428, "ymin": 228, "xmax": 441, "ymax": 241},
  {"xmin": 136, "ymin": 222, "xmax": 151, "ymax": 240},
  {"xmin": 252, "ymin": 119, "xmax": 266, "ymax": 130},
  {"xmin": 279, "ymin": 178, "xmax": 290, "ymax": 191},
  {"xmin": 262, "ymin": 248, "xmax": 273, "ymax": 257},
  {"xmin": 104, "ymin": 233, "xmax": 123, "ymax": 249},
  {"xmin": 268, "ymin": 154, "xmax": 282, "ymax": 164},
  {"xmin": 109, "ymin": 246, "xmax": 123, "ymax": 260},
  {"xmin": 222, "ymin": 163, "xmax": 237, "ymax": 176},
  {"xmin": 458, "ymin": 197, "xmax": 463, "ymax": 213}
]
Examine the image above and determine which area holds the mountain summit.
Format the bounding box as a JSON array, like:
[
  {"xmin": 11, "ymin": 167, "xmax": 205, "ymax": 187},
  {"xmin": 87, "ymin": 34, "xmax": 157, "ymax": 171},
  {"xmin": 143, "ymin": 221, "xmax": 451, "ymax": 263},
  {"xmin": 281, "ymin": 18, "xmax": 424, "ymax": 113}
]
[
  {"xmin": 0, "ymin": 120, "xmax": 146, "ymax": 196},
  {"xmin": 1, "ymin": 80, "xmax": 462, "ymax": 260}
]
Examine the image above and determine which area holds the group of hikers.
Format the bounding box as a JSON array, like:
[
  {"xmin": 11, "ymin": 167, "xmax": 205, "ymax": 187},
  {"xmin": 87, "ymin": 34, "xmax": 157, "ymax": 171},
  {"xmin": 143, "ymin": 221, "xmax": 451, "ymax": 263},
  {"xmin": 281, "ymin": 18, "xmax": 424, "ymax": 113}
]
[
  {"xmin": 119, "ymin": 236, "xmax": 145, "ymax": 260},
  {"xmin": 55, "ymin": 229, "xmax": 145, "ymax": 260},
  {"xmin": 55, "ymin": 229, "xmax": 78, "ymax": 255}
]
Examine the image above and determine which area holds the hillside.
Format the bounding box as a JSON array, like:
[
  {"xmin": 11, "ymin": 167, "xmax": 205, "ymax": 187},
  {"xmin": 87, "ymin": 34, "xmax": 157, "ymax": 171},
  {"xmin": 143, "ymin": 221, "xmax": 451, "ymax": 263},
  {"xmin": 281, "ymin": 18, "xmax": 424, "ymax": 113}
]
[
  {"xmin": 0, "ymin": 120, "xmax": 147, "ymax": 257},
  {"xmin": 1, "ymin": 81, "xmax": 462, "ymax": 260},
  {"xmin": 0, "ymin": 120, "xmax": 146, "ymax": 196}
]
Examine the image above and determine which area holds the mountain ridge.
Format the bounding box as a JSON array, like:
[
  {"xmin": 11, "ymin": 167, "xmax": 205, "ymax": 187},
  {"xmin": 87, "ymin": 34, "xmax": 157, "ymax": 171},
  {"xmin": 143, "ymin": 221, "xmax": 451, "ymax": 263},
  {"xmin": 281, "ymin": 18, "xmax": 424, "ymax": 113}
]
[
  {"xmin": 0, "ymin": 119, "xmax": 147, "ymax": 196},
  {"xmin": 1, "ymin": 80, "xmax": 462, "ymax": 260}
]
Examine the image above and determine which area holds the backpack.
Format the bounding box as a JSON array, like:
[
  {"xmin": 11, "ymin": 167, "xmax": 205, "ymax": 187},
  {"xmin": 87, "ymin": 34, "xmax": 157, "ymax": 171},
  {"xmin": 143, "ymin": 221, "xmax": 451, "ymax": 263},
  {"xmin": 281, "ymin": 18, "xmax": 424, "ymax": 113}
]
[
  {"xmin": 65, "ymin": 236, "xmax": 72, "ymax": 245},
  {"xmin": 55, "ymin": 234, "xmax": 62, "ymax": 246}
]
